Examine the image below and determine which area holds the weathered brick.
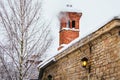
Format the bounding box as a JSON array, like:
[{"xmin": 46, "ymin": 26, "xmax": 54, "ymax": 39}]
[{"xmin": 40, "ymin": 19, "xmax": 120, "ymax": 80}]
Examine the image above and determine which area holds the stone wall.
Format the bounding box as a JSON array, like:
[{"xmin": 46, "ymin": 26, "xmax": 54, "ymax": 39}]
[{"xmin": 41, "ymin": 19, "xmax": 120, "ymax": 80}]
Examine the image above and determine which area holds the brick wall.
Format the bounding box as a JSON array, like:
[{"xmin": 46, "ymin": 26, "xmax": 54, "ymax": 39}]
[
  {"xmin": 41, "ymin": 19, "xmax": 120, "ymax": 80},
  {"xmin": 60, "ymin": 30, "xmax": 79, "ymax": 45},
  {"xmin": 90, "ymin": 27, "xmax": 120, "ymax": 80},
  {"xmin": 59, "ymin": 12, "xmax": 82, "ymax": 46},
  {"xmin": 60, "ymin": 12, "xmax": 81, "ymax": 29}
]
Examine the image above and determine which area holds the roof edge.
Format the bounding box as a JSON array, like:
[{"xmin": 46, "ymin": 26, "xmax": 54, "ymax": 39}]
[
  {"xmin": 55, "ymin": 18, "xmax": 120, "ymax": 60},
  {"xmin": 38, "ymin": 18, "xmax": 120, "ymax": 69},
  {"xmin": 37, "ymin": 57, "xmax": 55, "ymax": 69}
]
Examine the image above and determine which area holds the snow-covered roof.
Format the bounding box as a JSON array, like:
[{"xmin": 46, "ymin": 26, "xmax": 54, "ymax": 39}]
[
  {"xmin": 55, "ymin": 18, "xmax": 120, "ymax": 60},
  {"xmin": 37, "ymin": 57, "xmax": 55, "ymax": 68},
  {"xmin": 38, "ymin": 18, "xmax": 120, "ymax": 68}
]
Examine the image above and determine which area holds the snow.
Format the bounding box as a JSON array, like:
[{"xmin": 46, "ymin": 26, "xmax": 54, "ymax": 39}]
[
  {"xmin": 38, "ymin": 38, "xmax": 81, "ymax": 68},
  {"xmin": 61, "ymin": 28, "xmax": 79, "ymax": 31},
  {"xmin": 38, "ymin": 17, "xmax": 120, "ymax": 68},
  {"xmin": 38, "ymin": 0, "xmax": 120, "ymax": 68},
  {"xmin": 38, "ymin": 57, "xmax": 55, "ymax": 68},
  {"xmin": 58, "ymin": 37, "xmax": 81, "ymax": 53}
]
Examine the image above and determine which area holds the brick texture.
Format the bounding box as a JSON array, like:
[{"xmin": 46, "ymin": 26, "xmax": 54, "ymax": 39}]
[
  {"xmin": 60, "ymin": 30, "xmax": 79, "ymax": 45},
  {"xmin": 59, "ymin": 12, "xmax": 82, "ymax": 47},
  {"xmin": 41, "ymin": 19, "xmax": 120, "ymax": 80}
]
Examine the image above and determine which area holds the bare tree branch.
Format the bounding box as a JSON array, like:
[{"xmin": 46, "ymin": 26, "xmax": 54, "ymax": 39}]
[{"xmin": 0, "ymin": 0, "xmax": 52, "ymax": 80}]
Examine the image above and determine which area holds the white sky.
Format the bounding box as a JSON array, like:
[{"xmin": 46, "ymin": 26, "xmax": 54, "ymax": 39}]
[
  {"xmin": 1, "ymin": 0, "xmax": 119, "ymax": 59},
  {"xmin": 42, "ymin": 0, "xmax": 120, "ymax": 58}
]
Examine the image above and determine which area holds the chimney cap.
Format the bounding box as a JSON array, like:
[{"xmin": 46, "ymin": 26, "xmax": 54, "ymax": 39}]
[{"xmin": 66, "ymin": 4, "xmax": 72, "ymax": 7}]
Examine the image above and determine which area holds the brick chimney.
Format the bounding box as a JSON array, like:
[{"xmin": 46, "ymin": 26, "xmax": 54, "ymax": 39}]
[{"xmin": 58, "ymin": 12, "xmax": 82, "ymax": 50}]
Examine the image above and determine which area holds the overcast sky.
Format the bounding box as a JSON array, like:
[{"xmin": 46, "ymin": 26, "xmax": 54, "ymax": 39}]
[{"xmin": 42, "ymin": 0, "xmax": 120, "ymax": 58}]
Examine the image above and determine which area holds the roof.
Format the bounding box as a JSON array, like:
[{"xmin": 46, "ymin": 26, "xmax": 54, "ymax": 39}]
[
  {"xmin": 55, "ymin": 18, "xmax": 120, "ymax": 60},
  {"xmin": 38, "ymin": 18, "xmax": 120, "ymax": 68}
]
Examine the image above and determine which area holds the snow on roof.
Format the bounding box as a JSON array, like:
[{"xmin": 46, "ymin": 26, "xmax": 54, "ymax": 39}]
[
  {"xmin": 37, "ymin": 57, "xmax": 55, "ymax": 68},
  {"xmin": 37, "ymin": 37, "xmax": 81, "ymax": 68},
  {"xmin": 38, "ymin": 17, "xmax": 120, "ymax": 68}
]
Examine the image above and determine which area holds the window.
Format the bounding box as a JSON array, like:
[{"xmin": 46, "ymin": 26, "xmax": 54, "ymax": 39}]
[
  {"xmin": 72, "ymin": 20, "xmax": 75, "ymax": 28},
  {"xmin": 67, "ymin": 20, "xmax": 70, "ymax": 28},
  {"xmin": 47, "ymin": 75, "xmax": 52, "ymax": 80}
]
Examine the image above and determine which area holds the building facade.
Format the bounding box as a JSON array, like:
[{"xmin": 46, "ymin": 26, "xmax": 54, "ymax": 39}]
[{"xmin": 38, "ymin": 11, "xmax": 120, "ymax": 80}]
